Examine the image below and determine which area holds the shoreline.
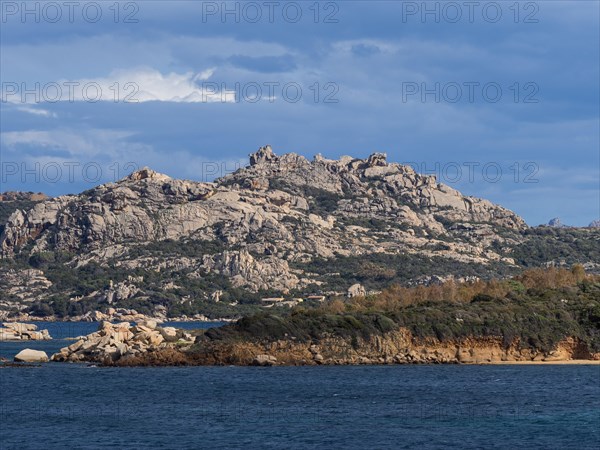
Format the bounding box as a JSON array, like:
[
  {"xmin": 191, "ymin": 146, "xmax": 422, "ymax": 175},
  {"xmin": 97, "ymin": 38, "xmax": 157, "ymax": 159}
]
[
  {"xmin": 105, "ymin": 358, "xmax": 600, "ymax": 367},
  {"xmin": 5, "ymin": 321, "xmax": 599, "ymax": 367},
  {"xmin": 3, "ymin": 359, "xmax": 600, "ymax": 368},
  {"xmin": 484, "ymin": 359, "xmax": 600, "ymax": 365},
  {"xmin": 5, "ymin": 361, "xmax": 600, "ymax": 367},
  {"xmin": 1, "ymin": 317, "xmax": 235, "ymax": 324}
]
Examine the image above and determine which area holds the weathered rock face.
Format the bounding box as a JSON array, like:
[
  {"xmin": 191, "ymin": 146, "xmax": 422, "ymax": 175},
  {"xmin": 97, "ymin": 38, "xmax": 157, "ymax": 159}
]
[
  {"xmin": 249, "ymin": 145, "xmax": 276, "ymax": 166},
  {"xmin": 51, "ymin": 321, "xmax": 195, "ymax": 363},
  {"xmin": 0, "ymin": 146, "xmax": 531, "ymax": 315},
  {"xmin": 14, "ymin": 348, "xmax": 49, "ymax": 363},
  {"xmin": 0, "ymin": 323, "xmax": 52, "ymax": 341},
  {"xmin": 347, "ymin": 283, "xmax": 366, "ymax": 298},
  {"xmin": 1, "ymin": 147, "xmax": 525, "ymax": 255},
  {"xmin": 222, "ymin": 147, "xmax": 525, "ymax": 229},
  {"xmin": 1, "ymin": 168, "xmax": 217, "ymax": 256},
  {"xmin": 0, "ymin": 269, "xmax": 53, "ymax": 315},
  {"xmin": 202, "ymin": 249, "xmax": 299, "ymax": 292},
  {"xmin": 99, "ymin": 330, "xmax": 600, "ymax": 367},
  {"xmin": 548, "ymin": 217, "xmax": 566, "ymax": 228}
]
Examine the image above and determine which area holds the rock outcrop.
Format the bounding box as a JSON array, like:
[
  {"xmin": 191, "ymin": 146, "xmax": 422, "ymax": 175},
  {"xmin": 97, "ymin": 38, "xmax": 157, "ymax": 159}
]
[
  {"xmin": 347, "ymin": 283, "xmax": 366, "ymax": 298},
  {"xmin": 0, "ymin": 323, "xmax": 52, "ymax": 341},
  {"xmin": 249, "ymin": 145, "xmax": 276, "ymax": 166},
  {"xmin": 14, "ymin": 348, "xmax": 49, "ymax": 363},
  {"xmin": 1, "ymin": 146, "xmax": 525, "ymax": 257},
  {"xmin": 251, "ymin": 354, "xmax": 278, "ymax": 366},
  {"xmin": 0, "ymin": 270, "xmax": 53, "ymax": 314},
  {"xmin": 51, "ymin": 321, "xmax": 195, "ymax": 363},
  {"xmin": 548, "ymin": 217, "xmax": 567, "ymax": 228}
]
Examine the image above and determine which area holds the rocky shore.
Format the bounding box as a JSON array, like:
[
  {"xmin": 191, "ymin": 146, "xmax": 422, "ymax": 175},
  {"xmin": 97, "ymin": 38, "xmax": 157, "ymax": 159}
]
[
  {"xmin": 49, "ymin": 325, "xmax": 600, "ymax": 366},
  {"xmin": 0, "ymin": 323, "xmax": 52, "ymax": 341},
  {"xmin": 51, "ymin": 320, "xmax": 196, "ymax": 363},
  {"xmin": 3, "ymin": 310, "xmax": 233, "ymax": 324},
  {"xmin": 186, "ymin": 331, "xmax": 600, "ymax": 366}
]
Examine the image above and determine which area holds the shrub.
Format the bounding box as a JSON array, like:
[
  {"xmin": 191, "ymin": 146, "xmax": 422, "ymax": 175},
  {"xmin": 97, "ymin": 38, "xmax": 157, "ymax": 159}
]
[{"xmin": 199, "ymin": 268, "xmax": 600, "ymax": 353}]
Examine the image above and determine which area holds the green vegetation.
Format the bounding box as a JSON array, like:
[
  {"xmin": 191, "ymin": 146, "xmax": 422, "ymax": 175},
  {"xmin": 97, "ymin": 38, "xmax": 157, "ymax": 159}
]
[
  {"xmin": 24, "ymin": 261, "xmax": 266, "ymax": 319},
  {"xmin": 389, "ymin": 284, "xmax": 600, "ymax": 351},
  {"xmin": 11, "ymin": 243, "xmax": 265, "ymax": 319},
  {"xmin": 125, "ymin": 238, "xmax": 227, "ymax": 259},
  {"xmin": 2, "ymin": 203, "xmax": 598, "ymax": 325},
  {"xmin": 203, "ymin": 267, "xmax": 600, "ymax": 353},
  {"xmin": 509, "ymin": 227, "xmax": 600, "ymax": 267},
  {"xmin": 205, "ymin": 310, "xmax": 397, "ymax": 343},
  {"xmin": 292, "ymin": 253, "xmax": 516, "ymax": 291}
]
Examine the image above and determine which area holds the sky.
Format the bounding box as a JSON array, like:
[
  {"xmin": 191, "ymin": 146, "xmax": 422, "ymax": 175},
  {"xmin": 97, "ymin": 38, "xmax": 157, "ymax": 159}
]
[{"xmin": 0, "ymin": 0, "xmax": 598, "ymax": 226}]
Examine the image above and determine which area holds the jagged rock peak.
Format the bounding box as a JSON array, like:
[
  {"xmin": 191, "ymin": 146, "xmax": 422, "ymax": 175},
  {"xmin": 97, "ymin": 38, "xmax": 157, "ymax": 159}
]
[
  {"xmin": 249, "ymin": 146, "xmax": 395, "ymax": 169},
  {"xmin": 589, "ymin": 220, "xmax": 600, "ymax": 228},
  {"xmin": 249, "ymin": 145, "xmax": 277, "ymax": 166},
  {"xmin": 125, "ymin": 167, "xmax": 171, "ymax": 182},
  {"xmin": 367, "ymin": 152, "xmax": 387, "ymax": 167},
  {"xmin": 548, "ymin": 217, "xmax": 566, "ymax": 228}
]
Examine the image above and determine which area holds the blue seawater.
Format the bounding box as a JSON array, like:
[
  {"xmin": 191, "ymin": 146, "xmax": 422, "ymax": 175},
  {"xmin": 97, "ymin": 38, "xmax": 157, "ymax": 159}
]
[{"xmin": 1, "ymin": 323, "xmax": 599, "ymax": 449}]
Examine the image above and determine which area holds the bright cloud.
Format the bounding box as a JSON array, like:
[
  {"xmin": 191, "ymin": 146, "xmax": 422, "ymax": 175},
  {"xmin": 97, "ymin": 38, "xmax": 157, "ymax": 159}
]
[
  {"xmin": 2, "ymin": 68, "xmax": 237, "ymax": 104},
  {"xmin": 15, "ymin": 105, "xmax": 57, "ymax": 118}
]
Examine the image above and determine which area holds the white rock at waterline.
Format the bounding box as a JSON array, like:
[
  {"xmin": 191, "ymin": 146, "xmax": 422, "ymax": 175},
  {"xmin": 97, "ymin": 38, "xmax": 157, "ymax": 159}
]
[{"xmin": 14, "ymin": 349, "xmax": 49, "ymax": 363}]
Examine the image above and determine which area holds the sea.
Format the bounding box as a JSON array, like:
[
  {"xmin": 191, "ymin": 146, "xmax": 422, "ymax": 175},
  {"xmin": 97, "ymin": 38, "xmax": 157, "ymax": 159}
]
[{"xmin": 1, "ymin": 322, "xmax": 599, "ymax": 449}]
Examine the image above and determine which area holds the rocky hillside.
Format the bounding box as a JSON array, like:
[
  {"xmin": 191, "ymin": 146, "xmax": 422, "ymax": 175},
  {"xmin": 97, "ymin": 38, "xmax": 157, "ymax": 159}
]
[{"xmin": 0, "ymin": 146, "xmax": 598, "ymax": 319}]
